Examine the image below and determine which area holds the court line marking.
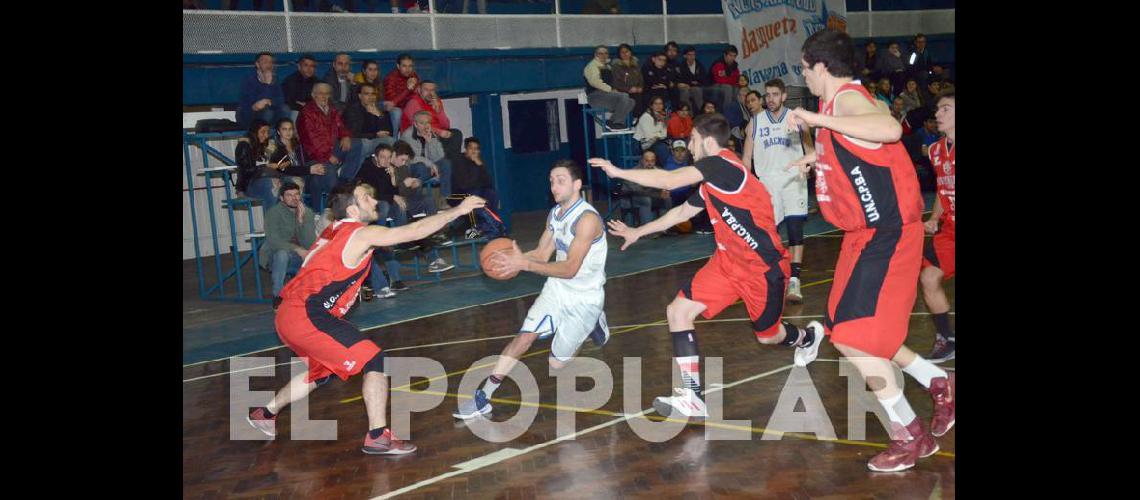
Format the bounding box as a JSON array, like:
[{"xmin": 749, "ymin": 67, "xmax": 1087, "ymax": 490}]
[
  {"xmin": 182, "ymin": 311, "xmax": 955, "ymax": 383},
  {"xmin": 370, "ymin": 363, "xmax": 797, "ymax": 500},
  {"xmin": 181, "ymin": 223, "xmax": 865, "ymax": 368}
]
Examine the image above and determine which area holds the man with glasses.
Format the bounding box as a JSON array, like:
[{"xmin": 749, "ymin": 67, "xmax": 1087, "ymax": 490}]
[{"xmin": 584, "ymin": 45, "xmax": 635, "ymax": 131}]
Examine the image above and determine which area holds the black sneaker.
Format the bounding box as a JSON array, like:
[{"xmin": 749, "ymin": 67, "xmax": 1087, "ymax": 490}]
[
  {"xmin": 390, "ymin": 280, "xmax": 409, "ymax": 291},
  {"xmin": 605, "ymin": 120, "xmax": 631, "ymax": 131},
  {"xmin": 272, "ymin": 296, "xmax": 283, "ymax": 310},
  {"xmin": 928, "ymin": 335, "xmax": 956, "ymax": 364},
  {"xmin": 431, "ymin": 233, "xmax": 453, "ymax": 246}
]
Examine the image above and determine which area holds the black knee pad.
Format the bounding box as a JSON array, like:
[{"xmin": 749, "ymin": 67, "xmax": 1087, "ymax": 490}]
[
  {"xmin": 785, "ymin": 217, "xmax": 805, "ymax": 246},
  {"xmin": 364, "ymin": 350, "xmax": 386, "ymax": 374}
]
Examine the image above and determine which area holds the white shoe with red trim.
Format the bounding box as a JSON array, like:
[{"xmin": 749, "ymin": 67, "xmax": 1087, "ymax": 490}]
[{"xmin": 652, "ymin": 387, "xmax": 708, "ymax": 418}]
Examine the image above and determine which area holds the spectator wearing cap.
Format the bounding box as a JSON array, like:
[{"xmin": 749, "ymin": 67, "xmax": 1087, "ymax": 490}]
[
  {"xmin": 260, "ymin": 181, "xmax": 317, "ymax": 308},
  {"xmin": 662, "ymin": 139, "xmax": 695, "ymax": 204}
]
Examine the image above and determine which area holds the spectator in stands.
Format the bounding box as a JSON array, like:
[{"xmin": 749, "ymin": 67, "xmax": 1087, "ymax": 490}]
[
  {"xmin": 235, "ymin": 119, "xmax": 272, "ymax": 199},
  {"xmin": 662, "ymin": 139, "xmax": 699, "ymax": 217},
  {"xmin": 891, "ymin": 96, "xmax": 907, "ymax": 124},
  {"xmin": 353, "ymin": 59, "xmax": 399, "ymax": 118},
  {"xmin": 906, "ymin": 33, "xmax": 932, "ymax": 85},
  {"xmin": 931, "ymin": 63, "xmax": 947, "ymax": 81},
  {"xmin": 383, "ymin": 54, "xmax": 419, "ymax": 134},
  {"xmin": 610, "ymin": 44, "xmax": 644, "ymax": 118},
  {"xmin": 353, "ymin": 145, "xmax": 407, "ymax": 299},
  {"xmin": 323, "ymin": 52, "xmax": 355, "ymax": 113},
  {"xmin": 634, "ymin": 96, "xmax": 671, "ymax": 162},
  {"xmin": 725, "ymin": 136, "xmax": 741, "ymax": 156},
  {"xmin": 676, "ymin": 46, "xmax": 707, "ymax": 113},
  {"xmin": 400, "ymin": 110, "xmax": 454, "ymax": 204},
  {"xmin": 664, "ymin": 41, "xmax": 684, "ymax": 106},
  {"xmin": 876, "ymin": 41, "xmax": 907, "ymax": 95},
  {"xmin": 898, "ymin": 78, "xmax": 923, "ymax": 114},
  {"xmin": 874, "ymin": 77, "xmax": 894, "ymax": 106},
  {"xmin": 642, "ymin": 52, "xmax": 674, "ymax": 115},
  {"xmin": 297, "ymin": 82, "xmax": 360, "ymax": 209},
  {"xmin": 708, "ymin": 45, "xmax": 740, "ymax": 113},
  {"xmin": 584, "ymin": 45, "xmax": 635, "ymax": 130},
  {"xmin": 260, "ymin": 181, "xmax": 316, "ymax": 309},
  {"xmin": 699, "ymin": 101, "xmax": 718, "ymax": 118},
  {"xmin": 282, "ymin": 55, "xmax": 319, "ymax": 120},
  {"xmin": 916, "ymin": 114, "xmax": 942, "ymax": 157},
  {"xmin": 724, "ymin": 82, "xmax": 755, "ymax": 136},
  {"xmin": 667, "ymin": 103, "xmax": 693, "ymax": 140},
  {"xmin": 861, "ymin": 40, "xmax": 879, "ymax": 80},
  {"xmin": 401, "ymin": 80, "xmax": 464, "ymax": 157},
  {"xmin": 391, "ymin": 141, "xmax": 455, "ymax": 272},
  {"xmin": 237, "ymin": 52, "xmax": 289, "ymax": 129},
  {"xmin": 343, "ymin": 83, "xmax": 396, "ymax": 180},
  {"xmin": 920, "ymin": 79, "xmax": 942, "ymax": 110},
  {"xmin": 451, "ymin": 137, "xmax": 505, "ymax": 239},
  {"xmin": 245, "ymin": 118, "xmax": 323, "ymax": 210},
  {"xmin": 616, "ymin": 149, "xmax": 672, "ymax": 227}
]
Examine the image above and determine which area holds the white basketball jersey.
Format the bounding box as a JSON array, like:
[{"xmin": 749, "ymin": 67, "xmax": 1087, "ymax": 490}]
[
  {"xmin": 751, "ymin": 108, "xmax": 805, "ymax": 181},
  {"xmin": 547, "ymin": 198, "xmax": 607, "ymax": 294}
]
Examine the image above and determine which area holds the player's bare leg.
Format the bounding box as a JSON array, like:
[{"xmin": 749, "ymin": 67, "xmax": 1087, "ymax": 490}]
[
  {"xmin": 361, "ymin": 355, "xmax": 416, "ymax": 455},
  {"xmin": 246, "ymin": 370, "xmax": 323, "ymax": 438},
  {"xmin": 362, "ymin": 371, "xmax": 389, "ymax": 431},
  {"xmin": 920, "ymin": 266, "xmax": 955, "ymax": 362},
  {"xmin": 454, "ymin": 332, "xmax": 539, "ymax": 419},
  {"xmin": 833, "ymin": 342, "xmax": 938, "ymax": 472}
]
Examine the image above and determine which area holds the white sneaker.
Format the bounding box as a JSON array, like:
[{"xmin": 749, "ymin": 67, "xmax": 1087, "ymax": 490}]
[
  {"xmin": 652, "ymin": 387, "xmax": 708, "ymax": 418},
  {"xmin": 786, "ymin": 276, "xmax": 803, "ymax": 304},
  {"xmin": 427, "ymin": 258, "xmax": 455, "ymax": 273},
  {"xmin": 377, "ymin": 287, "xmax": 396, "ymax": 299},
  {"xmin": 465, "ymin": 228, "xmax": 482, "ymax": 240},
  {"xmin": 794, "ymin": 321, "xmax": 825, "ymax": 367}
]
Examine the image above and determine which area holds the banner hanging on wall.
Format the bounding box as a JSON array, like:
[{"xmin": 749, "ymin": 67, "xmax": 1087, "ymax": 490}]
[{"xmin": 721, "ymin": 0, "xmax": 848, "ymax": 88}]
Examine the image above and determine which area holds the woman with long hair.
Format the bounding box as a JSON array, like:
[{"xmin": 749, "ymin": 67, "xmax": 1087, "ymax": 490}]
[
  {"xmin": 634, "ymin": 95, "xmax": 671, "ymax": 162},
  {"xmin": 611, "ymin": 44, "xmax": 645, "ymax": 118},
  {"xmin": 244, "ymin": 117, "xmax": 326, "ymax": 210}
]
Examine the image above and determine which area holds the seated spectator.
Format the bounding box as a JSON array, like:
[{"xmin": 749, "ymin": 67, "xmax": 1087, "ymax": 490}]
[
  {"xmin": 906, "ymin": 33, "xmax": 932, "ymax": 85},
  {"xmin": 610, "ymin": 44, "xmax": 644, "ymax": 119},
  {"xmin": 874, "ymin": 77, "xmax": 894, "ymax": 106},
  {"xmin": 323, "ymin": 52, "xmax": 356, "ymax": 113},
  {"xmin": 343, "ymin": 83, "xmax": 396, "ymax": 179},
  {"xmin": 664, "ymin": 41, "xmax": 684, "ymax": 107},
  {"xmin": 676, "ymin": 46, "xmax": 707, "ymax": 113},
  {"xmin": 297, "ymin": 82, "xmax": 361, "ymax": 210},
  {"xmin": 931, "ymin": 63, "xmax": 948, "ymax": 81},
  {"xmin": 667, "ymin": 103, "xmax": 693, "ymax": 140},
  {"xmin": 641, "ymin": 52, "xmax": 674, "ymax": 116},
  {"xmin": 725, "ymin": 136, "xmax": 741, "ymax": 156},
  {"xmin": 352, "ymin": 179, "xmax": 405, "ymax": 301},
  {"xmin": 724, "ymin": 82, "xmax": 755, "ymax": 136},
  {"xmin": 235, "ymin": 119, "xmax": 271, "ymax": 198},
  {"xmin": 708, "ymin": 45, "xmax": 740, "ymax": 113},
  {"xmin": 400, "ymin": 110, "xmax": 454, "ymax": 203},
  {"xmin": 401, "ymin": 80, "xmax": 464, "ymax": 157},
  {"xmin": 259, "ymin": 181, "xmax": 316, "ymax": 309},
  {"xmin": 662, "ymin": 139, "xmax": 711, "ymax": 234},
  {"xmin": 916, "ymin": 114, "xmax": 942, "ymax": 157},
  {"xmin": 245, "ymin": 118, "xmax": 324, "ymax": 210},
  {"xmin": 898, "ymin": 78, "xmax": 923, "ymax": 114},
  {"xmin": 450, "ymin": 137, "xmax": 506, "ymax": 239},
  {"xmin": 860, "ymin": 41, "xmax": 879, "ymax": 80},
  {"xmin": 615, "ymin": 149, "xmax": 672, "ymax": 226},
  {"xmin": 391, "ymin": 141, "xmax": 455, "ymax": 273},
  {"xmin": 634, "ymin": 96, "xmax": 671, "ymax": 161},
  {"xmin": 237, "ymin": 52, "xmax": 290, "ymax": 129},
  {"xmin": 891, "ymin": 97, "xmax": 907, "ymax": 125},
  {"xmin": 583, "ymin": 45, "xmax": 635, "ymax": 130},
  {"xmin": 920, "ymin": 79, "xmax": 942, "ymax": 110},
  {"xmin": 876, "ymin": 41, "xmax": 907, "ymax": 95},
  {"xmin": 699, "ymin": 100, "xmax": 718, "ymax": 118},
  {"xmin": 281, "ymin": 55, "xmax": 319, "ymax": 121},
  {"xmin": 383, "ymin": 53, "xmax": 419, "ymax": 134}
]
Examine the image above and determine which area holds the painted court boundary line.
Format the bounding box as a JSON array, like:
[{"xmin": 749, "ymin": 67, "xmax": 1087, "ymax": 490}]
[
  {"xmin": 370, "ymin": 363, "xmax": 798, "ymax": 500},
  {"xmin": 181, "ymin": 222, "xmax": 868, "ymax": 369}
]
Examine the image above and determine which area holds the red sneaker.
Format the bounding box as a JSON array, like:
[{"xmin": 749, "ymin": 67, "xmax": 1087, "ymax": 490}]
[
  {"xmin": 929, "ymin": 372, "xmax": 955, "ymax": 437},
  {"xmin": 246, "ymin": 407, "xmax": 277, "ymax": 438},
  {"xmin": 362, "ymin": 428, "xmax": 417, "ymax": 455},
  {"xmin": 868, "ymin": 419, "xmax": 939, "ymax": 472}
]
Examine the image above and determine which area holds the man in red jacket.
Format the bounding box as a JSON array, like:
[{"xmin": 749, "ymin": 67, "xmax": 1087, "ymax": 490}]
[
  {"xmin": 708, "ymin": 45, "xmax": 741, "ymax": 115},
  {"xmin": 297, "ymin": 82, "xmax": 362, "ymax": 211},
  {"xmin": 402, "ymin": 79, "xmax": 463, "ymax": 157},
  {"xmin": 383, "ymin": 53, "xmax": 420, "ymax": 135}
]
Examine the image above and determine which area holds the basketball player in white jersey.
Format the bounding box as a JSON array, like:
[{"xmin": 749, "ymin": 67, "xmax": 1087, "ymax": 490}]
[
  {"xmin": 453, "ymin": 160, "xmax": 610, "ymax": 419},
  {"xmin": 743, "ymin": 78, "xmax": 815, "ymax": 303}
]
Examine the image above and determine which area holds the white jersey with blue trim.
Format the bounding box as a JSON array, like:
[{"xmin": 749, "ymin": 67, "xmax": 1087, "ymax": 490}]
[
  {"xmin": 751, "ymin": 107, "xmax": 805, "ymax": 182},
  {"xmin": 546, "ymin": 198, "xmax": 607, "ymax": 295}
]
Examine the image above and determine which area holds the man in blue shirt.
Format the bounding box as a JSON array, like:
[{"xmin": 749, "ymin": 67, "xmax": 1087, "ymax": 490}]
[{"xmin": 237, "ymin": 52, "xmax": 290, "ymax": 128}]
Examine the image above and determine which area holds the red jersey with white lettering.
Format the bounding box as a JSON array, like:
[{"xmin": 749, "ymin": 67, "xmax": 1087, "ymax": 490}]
[
  {"xmin": 694, "ymin": 149, "xmax": 788, "ymax": 270},
  {"xmin": 927, "ymin": 136, "xmax": 955, "ymax": 231},
  {"xmin": 813, "ymin": 81, "xmax": 924, "ymax": 232},
  {"xmin": 280, "ymin": 219, "xmax": 373, "ymax": 318}
]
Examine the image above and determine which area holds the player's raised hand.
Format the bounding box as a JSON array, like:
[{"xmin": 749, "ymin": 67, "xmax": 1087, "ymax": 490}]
[
  {"xmin": 588, "ymin": 158, "xmax": 622, "ymax": 179},
  {"xmin": 607, "ymin": 219, "xmax": 640, "ymax": 251},
  {"xmin": 786, "ymin": 152, "xmax": 817, "ymax": 178},
  {"xmin": 456, "ymin": 195, "xmax": 487, "ymax": 214}
]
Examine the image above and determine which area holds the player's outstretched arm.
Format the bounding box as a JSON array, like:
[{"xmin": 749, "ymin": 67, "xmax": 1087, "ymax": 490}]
[
  {"xmin": 357, "ymin": 196, "xmax": 486, "ymax": 250},
  {"xmin": 786, "ymin": 92, "xmax": 901, "ymax": 144},
  {"xmin": 608, "ymin": 201, "xmax": 704, "ymax": 251},
  {"xmin": 588, "ymin": 158, "xmax": 705, "ymax": 191},
  {"xmin": 491, "ymin": 212, "xmax": 602, "ymax": 279}
]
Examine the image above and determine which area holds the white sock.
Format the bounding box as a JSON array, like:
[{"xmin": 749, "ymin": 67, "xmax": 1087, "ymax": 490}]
[
  {"xmin": 481, "ymin": 375, "xmax": 502, "ymax": 397},
  {"xmin": 878, "ymin": 392, "xmax": 917, "ymax": 428},
  {"xmin": 902, "ymin": 356, "xmax": 948, "ymax": 388}
]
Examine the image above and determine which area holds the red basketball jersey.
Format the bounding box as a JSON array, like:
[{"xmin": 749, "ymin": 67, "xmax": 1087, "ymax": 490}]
[
  {"xmin": 813, "ymin": 81, "xmax": 924, "ymax": 232},
  {"xmin": 280, "ymin": 219, "xmax": 373, "ymax": 318},
  {"xmin": 697, "ymin": 149, "xmax": 789, "ymax": 270},
  {"xmin": 928, "ymin": 136, "xmax": 955, "ymax": 231}
]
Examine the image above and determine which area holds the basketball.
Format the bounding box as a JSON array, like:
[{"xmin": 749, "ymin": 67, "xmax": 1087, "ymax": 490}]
[
  {"xmin": 480, "ymin": 238, "xmax": 519, "ymax": 280},
  {"xmin": 673, "ymin": 220, "xmax": 693, "ymax": 234}
]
